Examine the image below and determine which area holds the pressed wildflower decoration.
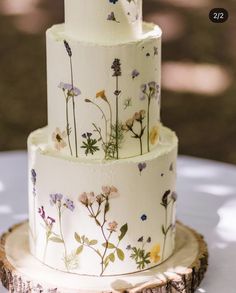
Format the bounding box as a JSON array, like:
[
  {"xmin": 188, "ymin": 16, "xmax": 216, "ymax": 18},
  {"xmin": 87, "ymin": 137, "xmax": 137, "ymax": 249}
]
[
  {"xmin": 30, "ymin": 169, "xmax": 37, "ymax": 245},
  {"xmin": 58, "ymin": 40, "xmax": 81, "ymax": 158},
  {"xmin": 76, "ymin": 186, "xmax": 128, "ymax": 276},
  {"xmin": 138, "ymin": 162, "xmax": 147, "ymax": 175},
  {"xmin": 140, "ymin": 82, "xmax": 160, "ymax": 151},
  {"xmin": 127, "ymin": 236, "xmax": 161, "ymax": 270},
  {"xmin": 52, "ymin": 128, "xmax": 67, "ymax": 151},
  {"xmin": 111, "ymin": 58, "xmax": 122, "ymax": 159},
  {"xmin": 123, "ymin": 110, "xmax": 146, "ymax": 155},
  {"xmin": 161, "ymin": 190, "xmax": 177, "ymax": 261},
  {"xmin": 38, "ymin": 206, "xmax": 56, "ymax": 262},
  {"xmin": 84, "ymin": 60, "xmax": 124, "ymax": 160},
  {"xmin": 39, "ymin": 194, "xmax": 76, "ymax": 271},
  {"xmin": 81, "ymin": 132, "xmax": 99, "ymax": 156}
]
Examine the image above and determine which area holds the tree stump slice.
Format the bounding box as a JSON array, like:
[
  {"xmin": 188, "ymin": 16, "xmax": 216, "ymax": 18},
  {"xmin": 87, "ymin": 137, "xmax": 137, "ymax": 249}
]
[{"xmin": 0, "ymin": 221, "xmax": 208, "ymax": 293}]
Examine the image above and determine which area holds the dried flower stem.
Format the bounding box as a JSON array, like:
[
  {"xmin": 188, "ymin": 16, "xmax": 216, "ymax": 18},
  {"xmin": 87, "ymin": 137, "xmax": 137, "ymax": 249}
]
[
  {"xmin": 146, "ymin": 92, "xmax": 151, "ymax": 152},
  {"xmin": 69, "ymin": 57, "xmax": 78, "ymax": 158},
  {"xmin": 116, "ymin": 76, "xmax": 119, "ymax": 159},
  {"xmin": 58, "ymin": 207, "xmax": 69, "ymax": 271},
  {"xmin": 63, "ymin": 92, "xmax": 73, "ymax": 156},
  {"xmin": 90, "ymin": 101, "xmax": 108, "ymax": 144},
  {"xmin": 43, "ymin": 234, "xmax": 50, "ymax": 262}
]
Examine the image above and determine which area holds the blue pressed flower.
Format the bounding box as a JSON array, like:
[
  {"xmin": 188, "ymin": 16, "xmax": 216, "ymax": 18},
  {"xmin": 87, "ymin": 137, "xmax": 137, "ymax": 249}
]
[
  {"xmin": 141, "ymin": 214, "xmax": 147, "ymax": 221},
  {"xmin": 64, "ymin": 198, "xmax": 75, "ymax": 212},
  {"xmin": 50, "ymin": 193, "xmax": 63, "ymax": 206},
  {"xmin": 109, "ymin": 0, "xmax": 119, "ymax": 4},
  {"xmin": 126, "ymin": 245, "xmax": 132, "ymax": 250}
]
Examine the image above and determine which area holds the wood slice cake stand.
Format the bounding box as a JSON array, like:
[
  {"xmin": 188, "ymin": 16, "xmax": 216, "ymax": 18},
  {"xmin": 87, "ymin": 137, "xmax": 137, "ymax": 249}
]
[{"xmin": 0, "ymin": 221, "xmax": 208, "ymax": 293}]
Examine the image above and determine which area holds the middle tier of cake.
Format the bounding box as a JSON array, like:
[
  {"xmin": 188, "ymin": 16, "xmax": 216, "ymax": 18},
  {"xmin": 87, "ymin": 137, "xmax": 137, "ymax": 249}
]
[
  {"xmin": 28, "ymin": 125, "xmax": 178, "ymax": 276},
  {"xmin": 47, "ymin": 23, "xmax": 162, "ymax": 160}
]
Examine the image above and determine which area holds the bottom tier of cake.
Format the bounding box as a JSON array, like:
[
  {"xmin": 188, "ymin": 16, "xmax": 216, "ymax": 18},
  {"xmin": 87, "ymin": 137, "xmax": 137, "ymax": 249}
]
[{"xmin": 28, "ymin": 125, "xmax": 178, "ymax": 276}]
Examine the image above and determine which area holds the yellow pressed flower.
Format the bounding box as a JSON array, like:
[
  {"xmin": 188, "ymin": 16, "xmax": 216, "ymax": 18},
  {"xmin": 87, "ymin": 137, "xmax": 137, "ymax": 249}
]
[
  {"xmin": 150, "ymin": 125, "xmax": 159, "ymax": 145},
  {"xmin": 96, "ymin": 90, "xmax": 108, "ymax": 102},
  {"xmin": 150, "ymin": 244, "xmax": 161, "ymax": 263}
]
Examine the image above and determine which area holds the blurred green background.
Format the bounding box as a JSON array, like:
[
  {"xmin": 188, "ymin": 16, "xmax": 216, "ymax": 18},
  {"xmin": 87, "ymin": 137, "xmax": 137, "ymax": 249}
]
[{"xmin": 0, "ymin": 0, "xmax": 235, "ymax": 163}]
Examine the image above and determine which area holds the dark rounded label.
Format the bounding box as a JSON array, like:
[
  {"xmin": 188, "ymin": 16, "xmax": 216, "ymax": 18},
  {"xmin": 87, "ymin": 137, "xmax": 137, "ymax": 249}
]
[{"xmin": 209, "ymin": 8, "xmax": 229, "ymax": 23}]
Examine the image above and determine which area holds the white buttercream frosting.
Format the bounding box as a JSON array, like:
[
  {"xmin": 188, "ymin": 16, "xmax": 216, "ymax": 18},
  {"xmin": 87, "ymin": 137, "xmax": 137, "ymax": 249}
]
[
  {"xmin": 64, "ymin": 0, "xmax": 143, "ymax": 42},
  {"xmin": 28, "ymin": 126, "xmax": 178, "ymax": 276},
  {"xmin": 47, "ymin": 23, "xmax": 162, "ymax": 160}
]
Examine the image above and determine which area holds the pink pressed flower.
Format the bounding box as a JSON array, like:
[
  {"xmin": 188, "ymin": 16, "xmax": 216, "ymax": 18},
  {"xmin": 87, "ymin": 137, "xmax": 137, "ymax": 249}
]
[
  {"xmin": 108, "ymin": 221, "xmax": 118, "ymax": 232},
  {"xmin": 102, "ymin": 186, "xmax": 111, "ymax": 196},
  {"xmin": 52, "ymin": 128, "xmax": 67, "ymax": 151},
  {"xmin": 87, "ymin": 192, "xmax": 96, "ymax": 205},
  {"xmin": 110, "ymin": 186, "xmax": 119, "ymax": 197},
  {"xmin": 79, "ymin": 192, "xmax": 88, "ymax": 206},
  {"xmin": 102, "ymin": 186, "xmax": 119, "ymax": 198}
]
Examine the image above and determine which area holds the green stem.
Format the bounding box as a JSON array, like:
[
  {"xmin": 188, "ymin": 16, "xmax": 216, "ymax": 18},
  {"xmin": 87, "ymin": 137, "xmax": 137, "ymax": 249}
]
[
  {"xmin": 162, "ymin": 207, "xmax": 168, "ymax": 262},
  {"xmin": 100, "ymin": 232, "xmax": 112, "ymax": 276},
  {"xmin": 69, "ymin": 56, "xmax": 78, "ymax": 158},
  {"xmin": 91, "ymin": 101, "xmax": 108, "ymax": 144},
  {"xmin": 64, "ymin": 93, "xmax": 73, "ymax": 156},
  {"xmin": 140, "ymin": 119, "xmax": 143, "ymax": 155},
  {"xmin": 147, "ymin": 95, "xmax": 151, "ymax": 152},
  {"xmin": 43, "ymin": 235, "xmax": 50, "ymax": 262},
  {"xmin": 107, "ymin": 100, "xmax": 113, "ymax": 140},
  {"xmin": 116, "ymin": 76, "xmax": 119, "ymax": 159},
  {"xmin": 33, "ymin": 193, "xmax": 36, "ymax": 244},
  {"xmin": 59, "ymin": 207, "xmax": 69, "ymax": 271}
]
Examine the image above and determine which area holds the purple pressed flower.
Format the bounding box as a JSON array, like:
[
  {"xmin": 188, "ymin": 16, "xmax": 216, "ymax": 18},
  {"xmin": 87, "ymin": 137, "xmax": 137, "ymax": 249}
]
[
  {"xmin": 82, "ymin": 133, "xmax": 87, "ymax": 139},
  {"xmin": 111, "ymin": 58, "xmax": 121, "ymax": 77},
  {"xmin": 132, "ymin": 69, "xmax": 140, "ymax": 79},
  {"xmin": 148, "ymin": 81, "xmax": 157, "ymax": 91},
  {"xmin": 38, "ymin": 206, "xmax": 45, "ymax": 220},
  {"xmin": 50, "ymin": 193, "xmax": 63, "ymax": 206},
  {"xmin": 70, "ymin": 87, "xmax": 81, "ymax": 96},
  {"xmin": 31, "ymin": 169, "xmax": 36, "ymax": 179},
  {"xmin": 107, "ymin": 12, "xmax": 119, "ymax": 23},
  {"xmin": 138, "ymin": 162, "xmax": 147, "ymax": 174},
  {"xmin": 147, "ymin": 237, "xmax": 152, "ymax": 243},
  {"xmin": 64, "ymin": 40, "xmax": 72, "ymax": 57},
  {"xmin": 148, "ymin": 81, "xmax": 160, "ymax": 99},
  {"xmin": 154, "ymin": 46, "xmax": 158, "ymax": 56},
  {"xmin": 171, "ymin": 192, "xmax": 178, "ymax": 202},
  {"xmin": 162, "ymin": 190, "xmax": 171, "ymax": 208},
  {"xmin": 141, "ymin": 84, "xmax": 147, "ymax": 93},
  {"xmin": 64, "ymin": 198, "xmax": 75, "ymax": 212},
  {"xmin": 58, "ymin": 82, "xmax": 81, "ymax": 96},
  {"xmin": 87, "ymin": 132, "xmax": 92, "ymax": 138},
  {"xmin": 31, "ymin": 169, "xmax": 36, "ymax": 185}
]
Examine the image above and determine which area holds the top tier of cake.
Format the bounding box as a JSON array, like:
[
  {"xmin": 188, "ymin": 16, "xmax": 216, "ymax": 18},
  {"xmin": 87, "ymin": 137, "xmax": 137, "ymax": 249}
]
[{"xmin": 64, "ymin": 0, "xmax": 143, "ymax": 42}]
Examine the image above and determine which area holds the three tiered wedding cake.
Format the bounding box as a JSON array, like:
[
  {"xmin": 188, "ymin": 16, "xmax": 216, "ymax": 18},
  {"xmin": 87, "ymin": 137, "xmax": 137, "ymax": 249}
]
[{"xmin": 28, "ymin": 0, "xmax": 178, "ymax": 276}]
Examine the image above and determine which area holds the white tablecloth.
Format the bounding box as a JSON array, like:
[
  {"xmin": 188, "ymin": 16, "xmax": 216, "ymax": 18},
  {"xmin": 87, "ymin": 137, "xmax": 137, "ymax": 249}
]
[{"xmin": 0, "ymin": 151, "xmax": 236, "ymax": 292}]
